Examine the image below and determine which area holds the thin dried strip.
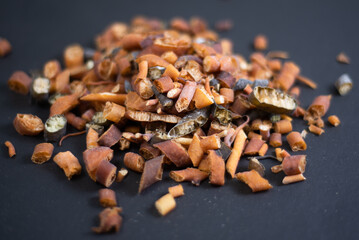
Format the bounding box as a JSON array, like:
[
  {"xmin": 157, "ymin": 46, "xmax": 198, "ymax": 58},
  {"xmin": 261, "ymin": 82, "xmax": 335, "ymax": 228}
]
[
  {"xmin": 175, "ymin": 81, "xmax": 197, "ymax": 112},
  {"xmin": 80, "ymin": 93, "xmax": 126, "ymax": 105},
  {"xmin": 125, "ymin": 110, "xmax": 180, "ymax": 124},
  {"xmin": 296, "ymin": 75, "xmax": 317, "ymax": 89},
  {"xmin": 135, "ymin": 54, "xmax": 170, "ymax": 68},
  {"xmin": 8, "ymin": 71, "xmax": 32, "ymax": 95},
  {"xmin": 287, "ymin": 131, "xmax": 307, "ymax": 151},
  {"xmin": 31, "ymin": 143, "xmax": 54, "ymax": 164},
  {"xmin": 258, "ymin": 143, "xmax": 268, "ymax": 156},
  {"xmin": 138, "ymin": 155, "xmax": 164, "ymax": 193},
  {"xmin": 125, "ymin": 92, "xmax": 158, "ymax": 112},
  {"xmin": 169, "ymin": 168, "xmax": 209, "ymax": 186},
  {"xmin": 275, "ymin": 62, "xmax": 300, "ymax": 91},
  {"xmin": 99, "ymin": 189, "xmax": 117, "ymax": 207},
  {"xmin": 4, "ymin": 141, "xmax": 16, "ymax": 158},
  {"xmin": 226, "ymin": 129, "xmax": 247, "ymax": 178},
  {"xmin": 328, "ymin": 115, "xmax": 340, "ymax": 127},
  {"xmin": 124, "ymin": 152, "xmax": 145, "ymax": 173},
  {"xmin": 188, "ymin": 134, "xmax": 204, "ymax": 167},
  {"xmin": 96, "ymin": 160, "xmax": 117, "ymax": 187},
  {"xmin": 266, "ymin": 51, "xmax": 289, "ymax": 59},
  {"xmin": 208, "ymin": 150, "xmax": 225, "ymax": 186},
  {"xmin": 154, "ymin": 140, "xmax": 191, "ymax": 168},
  {"xmin": 155, "ymin": 193, "xmax": 176, "ymax": 216},
  {"xmin": 168, "ymin": 184, "xmax": 184, "ymax": 198},
  {"xmin": 97, "ymin": 124, "xmax": 122, "ymax": 147},
  {"xmin": 53, "ymin": 151, "xmax": 82, "ymax": 180},
  {"xmin": 139, "ymin": 142, "xmax": 161, "ymax": 160},
  {"xmin": 92, "ymin": 207, "xmax": 123, "ymax": 233},
  {"xmin": 282, "ymin": 155, "xmax": 307, "ymax": 176},
  {"xmin": 83, "ymin": 147, "xmax": 114, "ymax": 181},
  {"xmin": 236, "ymin": 170, "xmax": 272, "ymax": 192},
  {"xmin": 282, "ymin": 174, "xmax": 306, "ymax": 184},
  {"xmin": 13, "ymin": 114, "xmax": 44, "ymax": 136}
]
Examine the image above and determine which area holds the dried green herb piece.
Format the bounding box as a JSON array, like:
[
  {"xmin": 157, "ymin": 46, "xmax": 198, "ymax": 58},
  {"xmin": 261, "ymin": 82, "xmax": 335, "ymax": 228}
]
[
  {"xmin": 31, "ymin": 77, "xmax": 50, "ymax": 103},
  {"xmin": 148, "ymin": 66, "xmax": 165, "ymax": 80},
  {"xmin": 249, "ymin": 87, "xmax": 297, "ymax": 114},
  {"xmin": 212, "ymin": 103, "xmax": 232, "ymax": 125},
  {"xmin": 168, "ymin": 107, "xmax": 210, "ymax": 138}
]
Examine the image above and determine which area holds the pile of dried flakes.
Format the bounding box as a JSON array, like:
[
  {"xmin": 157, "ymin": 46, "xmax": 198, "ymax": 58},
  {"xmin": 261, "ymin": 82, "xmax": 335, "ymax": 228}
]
[{"xmin": 4, "ymin": 16, "xmax": 352, "ymax": 234}]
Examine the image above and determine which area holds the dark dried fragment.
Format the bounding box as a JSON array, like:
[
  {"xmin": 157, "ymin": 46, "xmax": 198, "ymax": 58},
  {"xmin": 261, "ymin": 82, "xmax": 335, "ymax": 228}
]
[
  {"xmin": 44, "ymin": 114, "xmax": 67, "ymax": 142},
  {"xmin": 97, "ymin": 124, "xmax": 122, "ymax": 147},
  {"xmin": 248, "ymin": 157, "xmax": 265, "ymax": 177},
  {"xmin": 233, "ymin": 78, "xmax": 253, "ymax": 91},
  {"xmin": 154, "ymin": 140, "xmax": 191, "ymax": 168},
  {"xmin": 138, "ymin": 155, "xmax": 164, "ymax": 193}
]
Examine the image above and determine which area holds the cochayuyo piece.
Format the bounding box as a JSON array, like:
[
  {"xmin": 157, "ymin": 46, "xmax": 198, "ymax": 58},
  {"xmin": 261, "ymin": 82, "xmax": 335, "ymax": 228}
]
[{"xmin": 6, "ymin": 16, "xmax": 346, "ymax": 234}]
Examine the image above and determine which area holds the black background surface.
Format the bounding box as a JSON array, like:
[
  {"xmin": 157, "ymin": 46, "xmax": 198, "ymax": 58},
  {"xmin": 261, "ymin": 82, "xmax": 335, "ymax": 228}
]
[{"xmin": 1, "ymin": 0, "xmax": 359, "ymax": 239}]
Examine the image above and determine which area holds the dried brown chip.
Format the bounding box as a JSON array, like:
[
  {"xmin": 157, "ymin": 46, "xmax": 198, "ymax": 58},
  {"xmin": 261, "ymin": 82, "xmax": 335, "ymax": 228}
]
[
  {"xmin": 236, "ymin": 170, "xmax": 272, "ymax": 192},
  {"xmin": 336, "ymin": 52, "xmax": 350, "ymax": 64},
  {"xmin": 248, "ymin": 158, "xmax": 265, "ymax": 177},
  {"xmin": 116, "ymin": 168, "xmax": 128, "ymax": 182},
  {"xmin": 169, "ymin": 168, "xmax": 209, "ymax": 186},
  {"xmin": 208, "ymin": 150, "xmax": 225, "ymax": 186},
  {"xmin": 13, "ymin": 114, "xmax": 44, "ymax": 136},
  {"xmin": 83, "ymin": 147, "xmax": 114, "ymax": 181},
  {"xmin": 155, "ymin": 193, "xmax": 176, "ymax": 216},
  {"xmin": 92, "ymin": 207, "xmax": 123, "ymax": 234},
  {"xmin": 96, "ymin": 160, "xmax": 117, "ymax": 187},
  {"xmin": 282, "ymin": 155, "xmax": 307, "ymax": 176},
  {"xmin": 287, "ymin": 131, "xmax": 307, "ymax": 151},
  {"xmin": 168, "ymin": 184, "xmax": 185, "ymax": 198},
  {"xmin": 53, "ymin": 151, "xmax": 82, "ymax": 180},
  {"xmin": 97, "ymin": 124, "xmax": 122, "ymax": 147},
  {"xmin": 31, "ymin": 143, "xmax": 54, "ymax": 164},
  {"xmin": 8, "ymin": 71, "xmax": 32, "ymax": 95},
  {"xmin": 124, "ymin": 152, "xmax": 145, "ymax": 173},
  {"xmin": 4, "ymin": 141, "xmax": 16, "ymax": 158},
  {"xmin": 138, "ymin": 155, "xmax": 164, "ymax": 193},
  {"xmin": 99, "ymin": 189, "xmax": 117, "ymax": 207},
  {"xmin": 154, "ymin": 140, "xmax": 191, "ymax": 168}
]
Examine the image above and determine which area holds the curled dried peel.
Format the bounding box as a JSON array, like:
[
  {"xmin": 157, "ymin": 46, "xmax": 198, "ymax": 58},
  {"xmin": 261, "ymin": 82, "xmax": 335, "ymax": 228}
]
[
  {"xmin": 125, "ymin": 110, "xmax": 180, "ymax": 124},
  {"xmin": 168, "ymin": 108, "xmax": 210, "ymax": 138},
  {"xmin": 249, "ymin": 87, "xmax": 297, "ymax": 114}
]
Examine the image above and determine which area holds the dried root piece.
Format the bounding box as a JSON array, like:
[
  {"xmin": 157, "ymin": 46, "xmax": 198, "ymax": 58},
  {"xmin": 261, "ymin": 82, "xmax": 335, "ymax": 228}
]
[
  {"xmin": 208, "ymin": 150, "xmax": 225, "ymax": 186},
  {"xmin": 200, "ymin": 134, "xmax": 221, "ymax": 152},
  {"xmin": 31, "ymin": 143, "xmax": 54, "ymax": 164},
  {"xmin": 65, "ymin": 112, "xmax": 86, "ymax": 130},
  {"xmin": 336, "ymin": 52, "xmax": 350, "ymax": 64},
  {"xmin": 274, "ymin": 119, "xmax": 292, "ymax": 134},
  {"xmin": 138, "ymin": 155, "xmax": 164, "ymax": 193},
  {"xmin": 175, "ymin": 81, "xmax": 197, "ymax": 112},
  {"xmin": 269, "ymin": 133, "xmax": 282, "ymax": 147},
  {"xmin": 168, "ymin": 184, "xmax": 184, "ymax": 198},
  {"xmin": 96, "ymin": 160, "xmax": 117, "ymax": 187},
  {"xmin": 43, "ymin": 60, "xmax": 61, "ymax": 79},
  {"xmin": 328, "ymin": 115, "xmax": 340, "ymax": 127},
  {"xmin": 169, "ymin": 168, "xmax": 209, "ymax": 186},
  {"xmin": 248, "ymin": 157, "xmax": 265, "ymax": 177},
  {"xmin": 4, "ymin": 141, "xmax": 16, "ymax": 158},
  {"xmin": 139, "ymin": 142, "xmax": 161, "ymax": 160},
  {"xmin": 116, "ymin": 168, "xmax": 128, "ymax": 182},
  {"xmin": 92, "ymin": 207, "xmax": 123, "ymax": 234},
  {"xmin": 287, "ymin": 131, "xmax": 307, "ymax": 151},
  {"xmin": 236, "ymin": 170, "xmax": 272, "ymax": 192},
  {"xmin": 296, "ymin": 75, "xmax": 317, "ymax": 89},
  {"xmin": 64, "ymin": 44, "xmax": 84, "ymax": 68},
  {"xmin": 153, "ymin": 76, "xmax": 174, "ymax": 93},
  {"xmin": 308, "ymin": 124, "xmax": 324, "ymax": 135},
  {"xmin": 124, "ymin": 152, "xmax": 145, "ymax": 173},
  {"xmin": 99, "ymin": 189, "xmax": 117, "ymax": 207},
  {"xmin": 243, "ymin": 138, "xmax": 265, "ymax": 155},
  {"xmin": 226, "ymin": 129, "xmax": 247, "ymax": 178},
  {"xmin": 258, "ymin": 143, "xmax": 268, "ymax": 156},
  {"xmin": 13, "ymin": 114, "xmax": 44, "ymax": 136},
  {"xmin": 306, "ymin": 95, "xmax": 332, "ymax": 118},
  {"xmin": 103, "ymin": 102, "xmax": 126, "ymax": 123},
  {"xmin": 188, "ymin": 134, "xmax": 204, "ymax": 167},
  {"xmin": 8, "ymin": 71, "xmax": 32, "ymax": 95},
  {"xmin": 97, "ymin": 124, "xmax": 122, "ymax": 147},
  {"xmin": 282, "ymin": 155, "xmax": 307, "ymax": 176},
  {"xmin": 83, "ymin": 147, "xmax": 114, "ymax": 181},
  {"xmin": 154, "ymin": 140, "xmax": 191, "ymax": 168},
  {"xmin": 283, "ymin": 174, "xmax": 306, "ymax": 184},
  {"xmin": 53, "ymin": 151, "xmax": 82, "ymax": 180},
  {"xmin": 155, "ymin": 193, "xmax": 176, "ymax": 216}
]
